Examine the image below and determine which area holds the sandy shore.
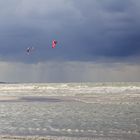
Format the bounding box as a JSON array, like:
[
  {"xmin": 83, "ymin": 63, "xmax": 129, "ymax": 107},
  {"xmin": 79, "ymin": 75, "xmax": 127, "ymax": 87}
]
[{"xmin": 0, "ymin": 96, "xmax": 19, "ymax": 101}]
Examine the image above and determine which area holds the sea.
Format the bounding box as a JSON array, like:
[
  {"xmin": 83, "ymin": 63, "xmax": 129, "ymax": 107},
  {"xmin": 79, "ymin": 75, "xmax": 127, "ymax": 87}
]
[{"xmin": 0, "ymin": 82, "xmax": 140, "ymax": 140}]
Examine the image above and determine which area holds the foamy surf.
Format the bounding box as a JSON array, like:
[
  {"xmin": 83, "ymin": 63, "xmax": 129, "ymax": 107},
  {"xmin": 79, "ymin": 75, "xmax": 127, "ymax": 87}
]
[{"xmin": 0, "ymin": 82, "xmax": 140, "ymax": 140}]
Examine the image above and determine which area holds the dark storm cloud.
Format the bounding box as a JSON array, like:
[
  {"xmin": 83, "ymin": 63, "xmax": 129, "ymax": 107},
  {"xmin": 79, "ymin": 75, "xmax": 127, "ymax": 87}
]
[{"xmin": 0, "ymin": 0, "xmax": 140, "ymax": 63}]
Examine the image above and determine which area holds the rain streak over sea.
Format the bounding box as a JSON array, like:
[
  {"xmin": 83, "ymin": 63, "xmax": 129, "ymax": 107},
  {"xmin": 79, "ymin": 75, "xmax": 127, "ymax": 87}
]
[{"xmin": 0, "ymin": 82, "xmax": 140, "ymax": 140}]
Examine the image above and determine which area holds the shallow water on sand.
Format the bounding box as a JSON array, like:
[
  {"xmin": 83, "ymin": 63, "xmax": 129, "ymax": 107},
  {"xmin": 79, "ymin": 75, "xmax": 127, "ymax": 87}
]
[{"xmin": 0, "ymin": 83, "xmax": 140, "ymax": 140}]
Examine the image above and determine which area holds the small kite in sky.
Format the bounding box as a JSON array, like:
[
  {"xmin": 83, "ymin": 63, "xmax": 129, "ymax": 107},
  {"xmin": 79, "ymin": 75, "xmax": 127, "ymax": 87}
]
[
  {"xmin": 52, "ymin": 40, "xmax": 57, "ymax": 48},
  {"xmin": 26, "ymin": 47, "xmax": 34, "ymax": 55}
]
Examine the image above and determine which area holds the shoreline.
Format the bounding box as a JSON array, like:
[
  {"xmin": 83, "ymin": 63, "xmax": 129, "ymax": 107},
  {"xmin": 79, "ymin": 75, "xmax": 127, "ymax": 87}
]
[{"xmin": 0, "ymin": 135, "xmax": 135, "ymax": 140}]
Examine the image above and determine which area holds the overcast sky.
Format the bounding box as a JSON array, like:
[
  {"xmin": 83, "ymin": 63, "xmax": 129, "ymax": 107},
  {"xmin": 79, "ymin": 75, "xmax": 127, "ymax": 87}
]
[{"xmin": 0, "ymin": 0, "xmax": 140, "ymax": 83}]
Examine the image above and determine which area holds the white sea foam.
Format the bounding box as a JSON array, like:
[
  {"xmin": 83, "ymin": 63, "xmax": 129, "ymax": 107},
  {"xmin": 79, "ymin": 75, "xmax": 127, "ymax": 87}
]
[{"xmin": 0, "ymin": 83, "xmax": 140, "ymax": 97}]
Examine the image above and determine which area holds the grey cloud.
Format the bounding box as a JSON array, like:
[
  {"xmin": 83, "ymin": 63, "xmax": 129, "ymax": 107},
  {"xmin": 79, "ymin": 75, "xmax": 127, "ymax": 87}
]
[{"xmin": 0, "ymin": 0, "xmax": 140, "ymax": 63}]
